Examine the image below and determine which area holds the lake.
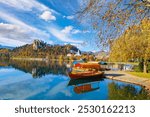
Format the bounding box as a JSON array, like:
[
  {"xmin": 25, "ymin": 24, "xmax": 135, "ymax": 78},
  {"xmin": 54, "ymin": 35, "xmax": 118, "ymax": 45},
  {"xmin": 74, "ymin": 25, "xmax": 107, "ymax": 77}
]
[{"xmin": 0, "ymin": 59, "xmax": 149, "ymax": 100}]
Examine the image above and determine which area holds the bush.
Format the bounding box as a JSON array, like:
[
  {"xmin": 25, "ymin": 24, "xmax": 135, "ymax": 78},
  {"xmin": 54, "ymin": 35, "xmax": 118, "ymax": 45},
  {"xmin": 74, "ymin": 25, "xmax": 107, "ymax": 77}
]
[
  {"xmin": 139, "ymin": 61, "xmax": 144, "ymax": 72},
  {"xmin": 133, "ymin": 61, "xmax": 150, "ymax": 73},
  {"xmin": 133, "ymin": 66, "xmax": 141, "ymax": 72},
  {"xmin": 133, "ymin": 61, "xmax": 143, "ymax": 72},
  {"xmin": 148, "ymin": 63, "xmax": 150, "ymax": 73}
]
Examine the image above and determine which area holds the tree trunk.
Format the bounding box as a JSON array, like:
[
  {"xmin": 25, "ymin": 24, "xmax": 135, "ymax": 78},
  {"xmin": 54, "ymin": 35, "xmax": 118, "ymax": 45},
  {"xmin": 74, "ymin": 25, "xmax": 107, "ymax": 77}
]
[{"xmin": 143, "ymin": 61, "xmax": 148, "ymax": 73}]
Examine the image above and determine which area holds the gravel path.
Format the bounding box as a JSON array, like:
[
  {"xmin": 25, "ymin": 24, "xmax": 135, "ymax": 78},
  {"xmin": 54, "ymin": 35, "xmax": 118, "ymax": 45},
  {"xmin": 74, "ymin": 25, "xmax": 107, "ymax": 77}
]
[{"xmin": 105, "ymin": 71, "xmax": 150, "ymax": 92}]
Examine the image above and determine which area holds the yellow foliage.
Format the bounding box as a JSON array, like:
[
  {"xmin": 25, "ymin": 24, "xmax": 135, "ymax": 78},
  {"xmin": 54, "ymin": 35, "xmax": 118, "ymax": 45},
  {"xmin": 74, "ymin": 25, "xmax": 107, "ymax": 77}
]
[{"xmin": 110, "ymin": 19, "xmax": 150, "ymax": 62}]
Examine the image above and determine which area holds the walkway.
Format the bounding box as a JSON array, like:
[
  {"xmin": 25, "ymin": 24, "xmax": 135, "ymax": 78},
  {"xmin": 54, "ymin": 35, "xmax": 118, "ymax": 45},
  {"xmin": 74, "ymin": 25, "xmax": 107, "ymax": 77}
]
[{"xmin": 105, "ymin": 71, "xmax": 150, "ymax": 93}]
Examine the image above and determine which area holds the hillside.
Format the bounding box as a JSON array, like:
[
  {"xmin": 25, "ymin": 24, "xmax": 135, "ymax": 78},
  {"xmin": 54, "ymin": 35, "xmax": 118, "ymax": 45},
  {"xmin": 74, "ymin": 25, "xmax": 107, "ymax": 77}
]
[{"xmin": 10, "ymin": 40, "xmax": 80, "ymax": 59}]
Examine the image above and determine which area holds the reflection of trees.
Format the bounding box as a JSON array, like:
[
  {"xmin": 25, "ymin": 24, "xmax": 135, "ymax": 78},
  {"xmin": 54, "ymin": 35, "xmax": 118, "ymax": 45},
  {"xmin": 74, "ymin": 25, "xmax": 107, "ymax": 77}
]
[
  {"xmin": 108, "ymin": 82, "xmax": 150, "ymax": 100},
  {"xmin": 0, "ymin": 59, "xmax": 67, "ymax": 78},
  {"xmin": 0, "ymin": 58, "xmax": 10, "ymax": 67}
]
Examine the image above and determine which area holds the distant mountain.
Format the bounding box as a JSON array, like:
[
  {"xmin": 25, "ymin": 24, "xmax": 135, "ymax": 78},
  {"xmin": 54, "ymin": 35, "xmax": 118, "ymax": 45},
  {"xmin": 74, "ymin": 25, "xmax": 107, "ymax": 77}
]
[
  {"xmin": 81, "ymin": 51, "xmax": 94, "ymax": 55},
  {"xmin": 94, "ymin": 51, "xmax": 109, "ymax": 60},
  {"xmin": 94, "ymin": 51, "xmax": 109, "ymax": 56},
  {"xmin": 0, "ymin": 45, "xmax": 14, "ymax": 50}
]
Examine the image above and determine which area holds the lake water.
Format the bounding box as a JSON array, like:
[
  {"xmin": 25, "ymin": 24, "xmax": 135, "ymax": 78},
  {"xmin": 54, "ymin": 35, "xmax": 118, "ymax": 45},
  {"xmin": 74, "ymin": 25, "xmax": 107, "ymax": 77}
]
[{"xmin": 0, "ymin": 59, "xmax": 149, "ymax": 100}]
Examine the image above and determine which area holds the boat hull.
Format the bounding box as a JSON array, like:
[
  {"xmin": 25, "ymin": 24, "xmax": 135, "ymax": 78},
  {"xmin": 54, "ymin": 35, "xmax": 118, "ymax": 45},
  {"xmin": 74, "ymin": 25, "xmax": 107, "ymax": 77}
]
[
  {"xmin": 74, "ymin": 63, "xmax": 101, "ymax": 70},
  {"xmin": 68, "ymin": 71, "xmax": 104, "ymax": 79}
]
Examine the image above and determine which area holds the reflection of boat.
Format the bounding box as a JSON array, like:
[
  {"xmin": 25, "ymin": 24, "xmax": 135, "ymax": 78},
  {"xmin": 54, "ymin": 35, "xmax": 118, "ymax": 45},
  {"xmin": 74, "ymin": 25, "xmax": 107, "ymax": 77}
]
[
  {"xmin": 68, "ymin": 78, "xmax": 102, "ymax": 94},
  {"xmin": 68, "ymin": 71, "xmax": 104, "ymax": 79},
  {"xmin": 74, "ymin": 84, "xmax": 99, "ymax": 94},
  {"xmin": 68, "ymin": 74, "xmax": 103, "ymax": 94},
  {"xmin": 68, "ymin": 76, "xmax": 104, "ymax": 86}
]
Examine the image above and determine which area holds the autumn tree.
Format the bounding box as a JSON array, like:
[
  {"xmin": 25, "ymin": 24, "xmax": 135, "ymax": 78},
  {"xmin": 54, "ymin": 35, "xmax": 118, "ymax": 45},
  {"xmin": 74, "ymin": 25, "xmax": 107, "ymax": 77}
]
[
  {"xmin": 109, "ymin": 19, "xmax": 150, "ymax": 73},
  {"xmin": 79, "ymin": 0, "xmax": 150, "ymax": 46}
]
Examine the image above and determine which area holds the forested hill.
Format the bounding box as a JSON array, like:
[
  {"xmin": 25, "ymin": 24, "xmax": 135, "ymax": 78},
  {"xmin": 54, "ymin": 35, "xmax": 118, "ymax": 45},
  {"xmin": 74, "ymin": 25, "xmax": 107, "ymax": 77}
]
[{"xmin": 10, "ymin": 40, "xmax": 80, "ymax": 58}]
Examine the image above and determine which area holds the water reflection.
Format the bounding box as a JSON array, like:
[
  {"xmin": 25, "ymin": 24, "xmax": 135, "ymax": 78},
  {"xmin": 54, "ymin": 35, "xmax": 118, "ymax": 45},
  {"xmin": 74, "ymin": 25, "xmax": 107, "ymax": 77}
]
[
  {"xmin": 0, "ymin": 59, "xmax": 149, "ymax": 100},
  {"xmin": 0, "ymin": 59, "xmax": 67, "ymax": 78},
  {"xmin": 108, "ymin": 82, "xmax": 150, "ymax": 100},
  {"xmin": 68, "ymin": 77, "xmax": 104, "ymax": 94}
]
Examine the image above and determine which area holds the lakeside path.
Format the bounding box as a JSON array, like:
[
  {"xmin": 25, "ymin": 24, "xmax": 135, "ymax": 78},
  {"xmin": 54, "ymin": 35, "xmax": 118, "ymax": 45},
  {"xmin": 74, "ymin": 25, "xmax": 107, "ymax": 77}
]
[{"xmin": 105, "ymin": 71, "xmax": 150, "ymax": 93}]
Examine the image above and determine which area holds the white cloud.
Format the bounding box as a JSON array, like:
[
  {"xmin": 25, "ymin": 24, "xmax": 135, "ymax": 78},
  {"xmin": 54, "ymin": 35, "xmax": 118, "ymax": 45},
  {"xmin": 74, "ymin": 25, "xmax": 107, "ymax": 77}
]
[
  {"xmin": 0, "ymin": 37, "xmax": 26, "ymax": 47},
  {"xmin": 0, "ymin": 23, "xmax": 31, "ymax": 46},
  {"xmin": 40, "ymin": 11, "xmax": 56, "ymax": 21},
  {"xmin": 46, "ymin": 82, "xmax": 72, "ymax": 97},
  {"xmin": 61, "ymin": 26, "xmax": 90, "ymax": 35},
  {"xmin": 0, "ymin": 11, "xmax": 53, "ymax": 46},
  {"xmin": 0, "ymin": 0, "xmax": 46, "ymax": 11},
  {"xmin": 67, "ymin": 15, "xmax": 74, "ymax": 19},
  {"xmin": 70, "ymin": 43, "xmax": 82, "ymax": 48},
  {"xmin": 49, "ymin": 27, "xmax": 83, "ymax": 44},
  {"xmin": 72, "ymin": 29, "xmax": 81, "ymax": 34},
  {"xmin": 61, "ymin": 26, "xmax": 73, "ymax": 34},
  {"xmin": 83, "ymin": 30, "xmax": 90, "ymax": 33},
  {"xmin": 0, "ymin": 23, "xmax": 30, "ymax": 39},
  {"xmin": 0, "ymin": 0, "xmax": 58, "ymax": 14},
  {"xmin": 63, "ymin": 15, "xmax": 74, "ymax": 20}
]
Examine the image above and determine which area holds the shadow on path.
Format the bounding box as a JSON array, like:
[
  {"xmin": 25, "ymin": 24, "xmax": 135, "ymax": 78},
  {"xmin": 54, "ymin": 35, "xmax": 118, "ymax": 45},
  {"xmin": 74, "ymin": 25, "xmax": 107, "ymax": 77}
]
[{"xmin": 105, "ymin": 73, "xmax": 125, "ymax": 77}]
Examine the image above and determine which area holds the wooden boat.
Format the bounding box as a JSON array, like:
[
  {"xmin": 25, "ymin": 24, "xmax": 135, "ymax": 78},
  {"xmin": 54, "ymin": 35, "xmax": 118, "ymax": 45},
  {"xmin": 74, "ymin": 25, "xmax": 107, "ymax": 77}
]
[
  {"xmin": 74, "ymin": 63, "xmax": 101, "ymax": 70},
  {"xmin": 68, "ymin": 71, "xmax": 104, "ymax": 79}
]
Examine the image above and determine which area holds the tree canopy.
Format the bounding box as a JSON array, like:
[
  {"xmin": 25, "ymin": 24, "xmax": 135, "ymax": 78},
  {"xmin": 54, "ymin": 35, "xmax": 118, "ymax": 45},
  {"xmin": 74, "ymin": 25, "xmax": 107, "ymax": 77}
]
[
  {"xmin": 79, "ymin": 0, "xmax": 150, "ymax": 46},
  {"xmin": 109, "ymin": 18, "xmax": 150, "ymax": 62},
  {"xmin": 109, "ymin": 18, "xmax": 150, "ymax": 72}
]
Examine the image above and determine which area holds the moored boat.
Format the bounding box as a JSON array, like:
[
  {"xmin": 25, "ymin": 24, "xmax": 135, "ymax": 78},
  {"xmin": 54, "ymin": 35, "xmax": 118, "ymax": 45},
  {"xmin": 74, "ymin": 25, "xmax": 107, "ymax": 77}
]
[
  {"xmin": 68, "ymin": 71, "xmax": 104, "ymax": 79},
  {"xmin": 74, "ymin": 63, "xmax": 101, "ymax": 71}
]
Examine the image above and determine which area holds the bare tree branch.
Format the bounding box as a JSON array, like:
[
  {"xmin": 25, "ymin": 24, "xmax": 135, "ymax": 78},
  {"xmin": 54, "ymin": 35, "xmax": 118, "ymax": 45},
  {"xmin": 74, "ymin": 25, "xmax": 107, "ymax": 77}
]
[{"xmin": 78, "ymin": 0, "xmax": 150, "ymax": 48}]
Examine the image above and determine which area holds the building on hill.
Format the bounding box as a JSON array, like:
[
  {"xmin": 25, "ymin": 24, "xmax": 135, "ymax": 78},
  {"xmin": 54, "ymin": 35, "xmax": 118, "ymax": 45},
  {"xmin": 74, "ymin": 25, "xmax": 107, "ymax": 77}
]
[
  {"xmin": 75, "ymin": 50, "xmax": 81, "ymax": 56},
  {"xmin": 67, "ymin": 49, "xmax": 76, "ymax": 57},
  {"xmin": 67, "ymin": 53, "xmax": 72, "ymax": 57},
  {"xmin": 33, "ymin": 40, "xmax": 46, "ymax": 50},
  {"xmin": 70, "ymin": 49, "xmax": 77, "ymax": 54},
  {"xmin": 67, "ymin": 49, "xmax": 81, "ymax": 57}
]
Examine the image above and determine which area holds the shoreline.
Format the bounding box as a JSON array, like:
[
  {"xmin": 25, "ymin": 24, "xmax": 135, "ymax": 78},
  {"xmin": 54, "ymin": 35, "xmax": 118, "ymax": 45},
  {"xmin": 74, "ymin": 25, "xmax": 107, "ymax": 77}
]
[
  {"xmin": 10, "ymin": 57, "xmax": 72, "ymax": 62},
  {"xmin": 105, "ymin": 71, "xmax": 150, "ymax": 94},
  {"xmin": 3, "ymin": 58, "xmax": 150, "ymax": 94},
  {"xmin": 11, "ymin": 57, "xmax": 47, "ymax": 61}
]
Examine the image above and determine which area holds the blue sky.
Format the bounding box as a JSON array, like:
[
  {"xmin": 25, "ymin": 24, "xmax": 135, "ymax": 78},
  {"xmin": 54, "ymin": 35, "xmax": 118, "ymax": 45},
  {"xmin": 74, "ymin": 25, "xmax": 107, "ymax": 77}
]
[{"xmin": 0, "ymin": 0, "xmax": 99, "ymax": 52}]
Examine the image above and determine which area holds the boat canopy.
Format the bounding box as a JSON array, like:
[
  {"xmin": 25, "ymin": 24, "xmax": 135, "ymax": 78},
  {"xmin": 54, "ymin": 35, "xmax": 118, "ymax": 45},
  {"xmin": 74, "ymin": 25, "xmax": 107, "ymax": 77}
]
[
  {"xmin": 72, "ymin": 60, "xmax": 85, "ymax": 65},
  {"xmin": 98, "ymin": 61, "xmax": 107, "ymax": 65}
]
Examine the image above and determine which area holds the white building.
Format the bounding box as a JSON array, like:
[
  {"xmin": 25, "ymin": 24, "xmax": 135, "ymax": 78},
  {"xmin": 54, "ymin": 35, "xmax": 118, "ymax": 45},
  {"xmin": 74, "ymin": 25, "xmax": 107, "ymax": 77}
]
[{"xmin": 75, "ymin": 50, "xmax": 81, "ymax": 56}]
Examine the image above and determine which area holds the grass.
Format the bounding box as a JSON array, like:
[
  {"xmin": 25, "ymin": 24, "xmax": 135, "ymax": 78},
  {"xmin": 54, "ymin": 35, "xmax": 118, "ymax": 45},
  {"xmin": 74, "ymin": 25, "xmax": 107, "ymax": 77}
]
[
  {"xmin": 127, "ymin": 72, "xmax": 150, "ymax": 78},
  {"xmin": 107, "ymin": 62, "xmax": 139, "ymax": 65}
]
